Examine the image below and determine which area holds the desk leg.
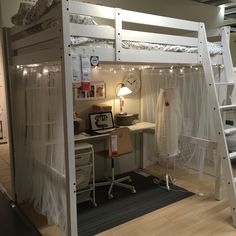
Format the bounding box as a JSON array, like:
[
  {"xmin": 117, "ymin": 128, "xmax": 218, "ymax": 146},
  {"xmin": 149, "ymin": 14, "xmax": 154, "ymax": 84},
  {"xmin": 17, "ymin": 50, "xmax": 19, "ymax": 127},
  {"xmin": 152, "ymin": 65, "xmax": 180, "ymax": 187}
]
[
  {"xmin": 91, "ymin": 147, "xmax": 97, "ymax": 207},
  {"xmin": 140, "ymin": 133, "xmax": 145, "ymax": 169}
]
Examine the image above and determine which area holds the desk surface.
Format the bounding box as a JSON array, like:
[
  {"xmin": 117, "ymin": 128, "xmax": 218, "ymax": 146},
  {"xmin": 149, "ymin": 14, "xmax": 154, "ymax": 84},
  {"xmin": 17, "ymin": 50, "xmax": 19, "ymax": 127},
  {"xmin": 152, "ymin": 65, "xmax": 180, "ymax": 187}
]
[{"xmin": 74, "ymin": 122, "xmax": 155, "ymax": 142}]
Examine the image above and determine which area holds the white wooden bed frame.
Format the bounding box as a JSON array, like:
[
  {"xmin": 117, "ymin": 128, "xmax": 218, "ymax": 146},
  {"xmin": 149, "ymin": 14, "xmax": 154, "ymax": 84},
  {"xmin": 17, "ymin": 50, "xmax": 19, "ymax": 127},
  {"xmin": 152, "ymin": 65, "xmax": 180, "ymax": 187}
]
[{"xmin": 6, "ymin": 1, "xmax": 236, "ymax": 235}]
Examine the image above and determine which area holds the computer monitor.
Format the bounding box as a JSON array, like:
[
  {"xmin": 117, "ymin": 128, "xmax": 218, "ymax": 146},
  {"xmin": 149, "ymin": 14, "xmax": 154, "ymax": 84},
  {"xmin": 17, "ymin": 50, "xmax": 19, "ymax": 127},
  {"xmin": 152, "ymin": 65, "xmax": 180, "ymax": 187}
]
[{"xmin": 89, "ymin": 111, "xmax": 114, "ymax": 131}]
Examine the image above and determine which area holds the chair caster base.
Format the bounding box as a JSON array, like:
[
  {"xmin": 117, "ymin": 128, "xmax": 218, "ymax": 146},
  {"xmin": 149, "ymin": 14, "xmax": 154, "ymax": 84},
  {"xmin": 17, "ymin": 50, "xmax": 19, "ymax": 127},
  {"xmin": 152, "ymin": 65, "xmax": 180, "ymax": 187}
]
[{"xmin": 108, "ymin": 194, "xmax": 113, "ymax": 199}]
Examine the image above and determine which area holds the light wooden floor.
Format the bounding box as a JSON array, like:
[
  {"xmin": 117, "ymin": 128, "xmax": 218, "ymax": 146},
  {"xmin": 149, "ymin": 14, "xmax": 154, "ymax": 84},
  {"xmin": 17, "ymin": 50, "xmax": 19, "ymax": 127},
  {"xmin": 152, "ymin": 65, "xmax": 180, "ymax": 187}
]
[
  {"xmin": 1, "ymin": 143, "xmax": 236, "ymax": 236},
  {"xmin": 0, "ymin": 143, "xmax": 12, "ymax": 195},
  {"xmin": 99, "ymin": 165, "xmax": 236, "ymax": 236}
]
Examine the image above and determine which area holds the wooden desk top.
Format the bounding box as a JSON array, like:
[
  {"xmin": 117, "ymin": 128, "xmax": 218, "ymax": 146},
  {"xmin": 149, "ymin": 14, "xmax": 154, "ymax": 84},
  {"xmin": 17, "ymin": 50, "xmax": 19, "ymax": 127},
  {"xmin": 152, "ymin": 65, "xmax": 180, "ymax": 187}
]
[{"xmin": 74, "ymin": 122, "xmax": 155, "ymax": 142}]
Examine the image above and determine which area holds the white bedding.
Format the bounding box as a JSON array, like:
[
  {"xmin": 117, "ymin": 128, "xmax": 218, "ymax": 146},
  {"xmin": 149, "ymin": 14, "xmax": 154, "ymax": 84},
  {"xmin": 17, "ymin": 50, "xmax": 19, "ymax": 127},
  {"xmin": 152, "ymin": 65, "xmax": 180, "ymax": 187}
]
[
  {"xmin": 12, "ymin": 0, "xmax": 223, "ymax": 56},
  {"xmin": 70, "ymin": 36, "xmax": 222, "ymax": 56},
  {"xmin": 11, "ymin": 0, "xmax": 60, "ymax": 26}
]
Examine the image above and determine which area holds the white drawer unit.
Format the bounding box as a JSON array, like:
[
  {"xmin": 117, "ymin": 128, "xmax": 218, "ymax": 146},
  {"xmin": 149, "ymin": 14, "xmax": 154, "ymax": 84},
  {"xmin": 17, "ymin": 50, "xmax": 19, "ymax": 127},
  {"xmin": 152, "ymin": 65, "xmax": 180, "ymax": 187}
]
[{"xmin": 74, "ymin": 142, "xmax": 96, "ymax": 206}]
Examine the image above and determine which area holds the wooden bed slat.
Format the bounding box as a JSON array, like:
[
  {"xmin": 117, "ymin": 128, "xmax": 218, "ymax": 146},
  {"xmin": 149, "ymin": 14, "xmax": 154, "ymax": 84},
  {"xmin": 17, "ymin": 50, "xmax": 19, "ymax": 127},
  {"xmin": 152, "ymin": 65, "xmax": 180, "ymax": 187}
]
[
  {"xmin": 13, "ymin": 48, "xmax": 61, "ymax": 65},
  {"xmin": 121, "ymin": 10, "xmax": 199, "ymax": 32},
  {"xmin": 121, "ymin": 49, "xmax": 199, "ymax": 64},
  {"xmin": 69, "ymin": 1, "xmax": 115, "ymax": 20},
  {"xmin": 12, "ymin": 27, "xmax": 60, "ymax": 50},
  {"xmin": 74, "ymin": 47, "xmax": 115, "ymax": 62},
  {"xmin": 123, "ymin": 30, "xmax": 198, "ymax": 47},
  {"xmin": 70, "ymin": 24, "xmax": 115, "ymax": 39}
]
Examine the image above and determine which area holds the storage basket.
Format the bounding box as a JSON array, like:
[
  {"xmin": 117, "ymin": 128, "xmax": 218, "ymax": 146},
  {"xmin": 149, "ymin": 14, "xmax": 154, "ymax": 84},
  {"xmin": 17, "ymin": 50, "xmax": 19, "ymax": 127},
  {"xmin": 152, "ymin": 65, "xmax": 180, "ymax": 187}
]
[
  {"xmin": 76, "ymin": 165, "xmax": 92, "ymax": 190},
  {"xmin": 75, "ymin": 151, "xmax": 92, "ymax": 166}
]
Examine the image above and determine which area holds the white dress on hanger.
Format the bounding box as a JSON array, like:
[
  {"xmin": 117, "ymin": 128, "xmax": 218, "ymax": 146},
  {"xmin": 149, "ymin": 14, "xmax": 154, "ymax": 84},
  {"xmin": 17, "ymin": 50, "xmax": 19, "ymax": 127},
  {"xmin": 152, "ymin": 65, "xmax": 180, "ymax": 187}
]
[{"xmin": 155, "ymin": 88, "xmax": 182, "ymax": 158}]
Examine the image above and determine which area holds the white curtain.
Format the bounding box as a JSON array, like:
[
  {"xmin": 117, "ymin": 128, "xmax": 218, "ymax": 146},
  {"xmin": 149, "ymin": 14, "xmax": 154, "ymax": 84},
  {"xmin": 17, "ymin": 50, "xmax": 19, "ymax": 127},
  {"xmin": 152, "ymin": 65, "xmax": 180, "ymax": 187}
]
[
  {"xmin": 12, "ymin": 64, "xmax": 67, "ymax": 233},
  {"xmin": 141, "ymin": 67, "xmax": 219, "ymax": 175}
]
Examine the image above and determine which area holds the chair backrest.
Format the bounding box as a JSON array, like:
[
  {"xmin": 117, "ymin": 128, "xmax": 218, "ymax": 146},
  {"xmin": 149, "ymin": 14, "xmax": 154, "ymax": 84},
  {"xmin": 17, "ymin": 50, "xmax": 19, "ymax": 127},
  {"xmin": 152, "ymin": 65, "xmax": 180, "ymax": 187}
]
[{"xmin": 109, "ymin": 127, "xmax": 133, "ymax": 157}]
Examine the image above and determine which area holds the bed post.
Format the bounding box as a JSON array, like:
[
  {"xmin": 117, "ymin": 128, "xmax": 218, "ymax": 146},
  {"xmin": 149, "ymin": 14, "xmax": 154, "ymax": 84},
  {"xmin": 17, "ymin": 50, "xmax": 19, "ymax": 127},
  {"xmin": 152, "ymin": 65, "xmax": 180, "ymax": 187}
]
[
  {"xmin": 60, "ymin": 1, "xmax": 78, "ymax": 235},
  {"xmin": 115, "ymin": 8, "xmax": 122, "ymax": 62},
  {"xmin": 200, "ymin": 22, "xmax": 236, "ymax": 227},
  {"xmin": 221, "ymin": 27, "xmax": 235, "ymax": 84}
]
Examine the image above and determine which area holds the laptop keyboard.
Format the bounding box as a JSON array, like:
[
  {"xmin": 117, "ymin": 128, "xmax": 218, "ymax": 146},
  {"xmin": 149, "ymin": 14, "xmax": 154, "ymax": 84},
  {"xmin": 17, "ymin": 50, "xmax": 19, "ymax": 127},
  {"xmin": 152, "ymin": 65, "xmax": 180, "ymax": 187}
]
[{"xmin": 94, "ymin": 128, "xmax": 115, "ymax": 134}]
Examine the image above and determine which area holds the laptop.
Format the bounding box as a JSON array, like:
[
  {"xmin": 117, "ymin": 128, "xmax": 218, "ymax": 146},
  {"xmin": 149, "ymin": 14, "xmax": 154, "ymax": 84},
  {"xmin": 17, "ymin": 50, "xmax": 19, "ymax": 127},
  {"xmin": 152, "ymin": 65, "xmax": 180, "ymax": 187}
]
[{"xmin": 88, "ymin": 111, "xmax": 115, "ymax": 135}]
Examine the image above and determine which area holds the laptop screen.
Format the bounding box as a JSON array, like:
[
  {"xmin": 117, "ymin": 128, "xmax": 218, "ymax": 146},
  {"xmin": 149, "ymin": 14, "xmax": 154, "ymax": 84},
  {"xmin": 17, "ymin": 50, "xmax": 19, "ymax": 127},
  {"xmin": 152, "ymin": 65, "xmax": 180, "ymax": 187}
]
[{"xmin": 89, "ymin": 111, "xmax": 114, "ymax": 131}]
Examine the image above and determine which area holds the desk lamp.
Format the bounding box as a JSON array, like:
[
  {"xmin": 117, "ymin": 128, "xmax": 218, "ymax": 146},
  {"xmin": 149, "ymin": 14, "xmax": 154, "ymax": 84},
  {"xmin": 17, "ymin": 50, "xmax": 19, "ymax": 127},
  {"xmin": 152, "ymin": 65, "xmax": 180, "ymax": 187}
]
[{"xmin": 117, "ymin": 83, "xmax": 132, "ymax": 114}]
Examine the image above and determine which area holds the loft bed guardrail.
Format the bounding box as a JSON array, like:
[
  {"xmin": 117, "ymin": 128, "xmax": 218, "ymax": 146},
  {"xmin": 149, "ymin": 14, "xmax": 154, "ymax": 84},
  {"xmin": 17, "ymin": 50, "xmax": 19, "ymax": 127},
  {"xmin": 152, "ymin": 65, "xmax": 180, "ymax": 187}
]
[{"xmin": 8, "ymin": 1, "xmax": 230, "ymax": 68}]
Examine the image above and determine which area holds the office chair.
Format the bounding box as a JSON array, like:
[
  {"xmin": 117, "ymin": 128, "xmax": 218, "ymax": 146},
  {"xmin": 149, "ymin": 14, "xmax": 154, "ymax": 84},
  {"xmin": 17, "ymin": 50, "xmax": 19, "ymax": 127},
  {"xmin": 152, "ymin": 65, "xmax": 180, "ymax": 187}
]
[{"xmin": 96, "ymin": 127, "xmax": 136, "ymax": 199}]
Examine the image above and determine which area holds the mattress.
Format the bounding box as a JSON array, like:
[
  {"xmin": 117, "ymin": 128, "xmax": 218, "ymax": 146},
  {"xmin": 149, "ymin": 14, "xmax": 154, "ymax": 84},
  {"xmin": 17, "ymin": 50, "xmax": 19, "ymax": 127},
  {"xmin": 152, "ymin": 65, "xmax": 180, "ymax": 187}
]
[
  {"xmin": 70, "ymin": 36, "xmax": 222, "ymax": 56},
  {"xmin": 12, "ymin": 0, "xmax": 222, "ymax": 56}
]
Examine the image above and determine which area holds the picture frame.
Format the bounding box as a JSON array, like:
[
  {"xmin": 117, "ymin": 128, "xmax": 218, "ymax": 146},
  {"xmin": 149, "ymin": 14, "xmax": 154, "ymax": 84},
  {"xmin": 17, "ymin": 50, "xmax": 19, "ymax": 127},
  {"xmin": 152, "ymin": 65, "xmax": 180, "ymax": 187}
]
[{"xmin": 75, "ymin": 81, "xmax": 106, "ymax": 101}]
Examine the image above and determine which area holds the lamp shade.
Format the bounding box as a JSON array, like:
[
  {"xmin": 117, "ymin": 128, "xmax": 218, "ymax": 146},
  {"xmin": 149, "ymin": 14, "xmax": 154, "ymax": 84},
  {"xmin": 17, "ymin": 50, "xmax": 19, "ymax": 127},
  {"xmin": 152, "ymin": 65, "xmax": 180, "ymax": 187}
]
[{"xmin": 117, "ymin": 84, "xmax": 132, "ymax": 96}]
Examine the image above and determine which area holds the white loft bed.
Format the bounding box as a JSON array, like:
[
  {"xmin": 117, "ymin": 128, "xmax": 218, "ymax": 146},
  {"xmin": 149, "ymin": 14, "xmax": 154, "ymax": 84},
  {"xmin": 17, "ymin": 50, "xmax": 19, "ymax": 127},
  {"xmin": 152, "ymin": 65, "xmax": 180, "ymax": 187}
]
[{"xmin": 6, "ymin": 1, "xmax": 236, "ymax": 235}]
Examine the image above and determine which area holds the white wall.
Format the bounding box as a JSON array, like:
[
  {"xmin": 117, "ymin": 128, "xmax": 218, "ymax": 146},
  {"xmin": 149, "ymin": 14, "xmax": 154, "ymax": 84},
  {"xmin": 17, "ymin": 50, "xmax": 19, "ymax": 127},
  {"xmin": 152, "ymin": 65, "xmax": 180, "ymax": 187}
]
[
  {"xmin": 0, "ymin": 0, "xmax": 36, "ymax": 28},
  {"xmin": 0, "ymin": 0, "xmax": 20, "ymax": 27},
  {"xmin": 75, "ymin": 66, "xmax": 140, "ymax": 129}
]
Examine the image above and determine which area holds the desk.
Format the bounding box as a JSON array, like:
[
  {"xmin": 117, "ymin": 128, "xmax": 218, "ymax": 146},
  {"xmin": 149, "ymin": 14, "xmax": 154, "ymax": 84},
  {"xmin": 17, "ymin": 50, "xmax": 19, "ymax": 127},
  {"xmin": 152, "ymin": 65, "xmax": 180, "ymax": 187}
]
[
  {"xmin": 74, "ymin": 122, "xmax": 155, "ymax": 141},
  {"xmin": 74, "ymin": 122, "xmax": 155, "ymax": 168}
]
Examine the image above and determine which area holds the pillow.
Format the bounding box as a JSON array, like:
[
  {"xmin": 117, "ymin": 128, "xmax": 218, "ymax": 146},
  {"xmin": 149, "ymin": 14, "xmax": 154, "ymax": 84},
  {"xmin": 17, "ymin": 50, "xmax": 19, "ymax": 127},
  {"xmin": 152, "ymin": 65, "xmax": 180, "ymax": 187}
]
[{"xmin": 11, "ymin": 3, "xmax": 33, "ymax": 26}]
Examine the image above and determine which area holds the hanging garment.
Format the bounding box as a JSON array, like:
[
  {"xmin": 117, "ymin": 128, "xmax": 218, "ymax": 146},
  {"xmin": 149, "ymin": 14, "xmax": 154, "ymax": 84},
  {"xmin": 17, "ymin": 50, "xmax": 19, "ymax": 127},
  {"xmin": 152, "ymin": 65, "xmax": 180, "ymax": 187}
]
[{"xmin": 155, "ymin": 88, "xmax": 182, "ymax": 158}]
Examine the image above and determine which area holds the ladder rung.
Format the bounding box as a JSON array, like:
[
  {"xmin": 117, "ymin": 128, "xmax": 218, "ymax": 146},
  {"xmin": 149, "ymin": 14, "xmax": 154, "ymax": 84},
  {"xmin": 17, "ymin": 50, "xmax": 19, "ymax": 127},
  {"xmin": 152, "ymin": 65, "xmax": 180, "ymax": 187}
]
[
  {"xmin": 220, "ymin": 104, "xmax": 236, "ymax": 111},
  {"xmin": 225, "ymin": 127, "xmax": 236, "ymax": 135},
  {"xmin": 215, "ymin": 82, "xmax": 235, "ymax": 86},
  {"xmin": 230, "ymin": 152, "xmax": 236, "ymax": 160}
]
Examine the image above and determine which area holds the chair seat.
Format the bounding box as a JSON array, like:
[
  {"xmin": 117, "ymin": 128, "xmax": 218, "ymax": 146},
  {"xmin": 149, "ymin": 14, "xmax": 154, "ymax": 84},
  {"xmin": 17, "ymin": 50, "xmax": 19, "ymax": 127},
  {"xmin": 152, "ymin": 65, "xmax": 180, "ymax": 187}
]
[{"xmin": 95, "ymin": 127, "xmax": 136, "ymax": 198}]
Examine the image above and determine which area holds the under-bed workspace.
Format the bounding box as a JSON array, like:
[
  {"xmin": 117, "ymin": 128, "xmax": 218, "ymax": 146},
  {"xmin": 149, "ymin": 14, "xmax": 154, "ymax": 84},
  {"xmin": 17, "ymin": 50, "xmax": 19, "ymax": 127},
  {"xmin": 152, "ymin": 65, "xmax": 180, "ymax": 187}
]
[{"xmin": 4, "ymin": 0, "xmax": 236, "ymax": 235}]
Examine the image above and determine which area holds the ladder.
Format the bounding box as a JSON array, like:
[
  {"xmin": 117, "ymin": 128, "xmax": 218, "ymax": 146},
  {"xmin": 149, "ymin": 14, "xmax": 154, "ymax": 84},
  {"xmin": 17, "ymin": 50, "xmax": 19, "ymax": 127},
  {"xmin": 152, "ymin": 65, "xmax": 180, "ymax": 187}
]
[{"xmin": 200, "ymin": 25, "xmax": 236, "ymax": 227}]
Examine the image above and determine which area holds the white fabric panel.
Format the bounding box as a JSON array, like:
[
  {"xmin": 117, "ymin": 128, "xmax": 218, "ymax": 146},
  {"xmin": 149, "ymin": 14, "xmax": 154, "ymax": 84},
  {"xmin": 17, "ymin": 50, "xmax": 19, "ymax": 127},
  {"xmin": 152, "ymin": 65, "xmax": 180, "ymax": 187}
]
[
  {"xmin": 12, "ymin": 64, "xmax": 67, "ymax": 233},
  {"xmin": 141, "ymin": 68, "xmax": 218, "ymax": 175}
]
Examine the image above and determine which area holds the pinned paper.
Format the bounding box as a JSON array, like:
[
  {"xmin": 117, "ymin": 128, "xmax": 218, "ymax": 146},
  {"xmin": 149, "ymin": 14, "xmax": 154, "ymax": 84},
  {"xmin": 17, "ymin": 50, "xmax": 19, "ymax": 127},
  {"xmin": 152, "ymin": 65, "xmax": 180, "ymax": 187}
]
[
  {"xmin": 81, "ymin": 55, "xmax": 91, "ymax": 91},
  {"xmin": 72, "ymin": 55, "xmax": 81, "ymax": 83},
  {"xmin": 111, "ymin": 134, "xmax": 118, "ymax": 157}
]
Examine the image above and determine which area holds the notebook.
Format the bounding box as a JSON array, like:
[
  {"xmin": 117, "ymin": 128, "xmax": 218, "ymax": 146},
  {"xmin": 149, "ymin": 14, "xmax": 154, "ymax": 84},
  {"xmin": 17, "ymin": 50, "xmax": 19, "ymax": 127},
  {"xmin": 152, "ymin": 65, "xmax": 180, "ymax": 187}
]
[{"xmin": 88, "ymin": 111, "xmax": 115, "ymax": 135}]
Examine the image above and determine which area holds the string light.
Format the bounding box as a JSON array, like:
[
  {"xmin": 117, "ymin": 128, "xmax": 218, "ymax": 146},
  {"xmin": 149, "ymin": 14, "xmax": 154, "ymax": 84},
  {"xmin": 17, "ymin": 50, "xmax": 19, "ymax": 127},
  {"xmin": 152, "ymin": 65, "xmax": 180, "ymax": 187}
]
[
  {"xmin": 43, "ymin": 68, "xmax": 49, "ymax": 74},
  {"xmin": 23, "ymin": 69, "xmax": 28, "ymax": 75},
  {"xmin": 37, "ymin": 72, "xmax": 42, "ymax": 78},
  {"xmin": 89, "ymin": 64, "xmax": 222, "ymax": 74}
]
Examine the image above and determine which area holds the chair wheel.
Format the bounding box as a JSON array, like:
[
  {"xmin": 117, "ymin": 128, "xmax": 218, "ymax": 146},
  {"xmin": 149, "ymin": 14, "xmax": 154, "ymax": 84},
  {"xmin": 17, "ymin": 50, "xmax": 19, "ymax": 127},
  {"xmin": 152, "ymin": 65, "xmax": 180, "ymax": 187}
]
[
  {"xmin": 108, "ymin": 194, "xmax": 113, "ymax": 199},
  {"xmin": 153, "ymin": 178, "xmax": 160, "ymax": 185},
  {"xmin": 132, "ymin": 189, "xmax": 136, "ymax": 194},
  {"xmin": 93, "ymin": 202, "xmax": 97, "ymax": 207}
]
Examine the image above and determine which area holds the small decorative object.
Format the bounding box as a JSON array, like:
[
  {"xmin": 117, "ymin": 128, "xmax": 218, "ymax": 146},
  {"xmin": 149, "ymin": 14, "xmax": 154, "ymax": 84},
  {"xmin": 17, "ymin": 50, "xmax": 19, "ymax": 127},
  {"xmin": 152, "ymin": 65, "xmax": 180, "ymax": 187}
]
[
  {"xmin": 123, "ymin": 73, "xmax": 141, "ymax": 95},
  {"xmin": 115, "ymin": 113, "xmax": 139, "ymax": 126},
  {"xmin": 75, "ymin": 81, "xmax": 105, "ymax": 101},
  {"xmin": 116, "ymin": 83, "xmax": 132, "ymax": 114},
  {"xmin": 90, "ymin": 56, "xmax": 99, "ymax": 66}
]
